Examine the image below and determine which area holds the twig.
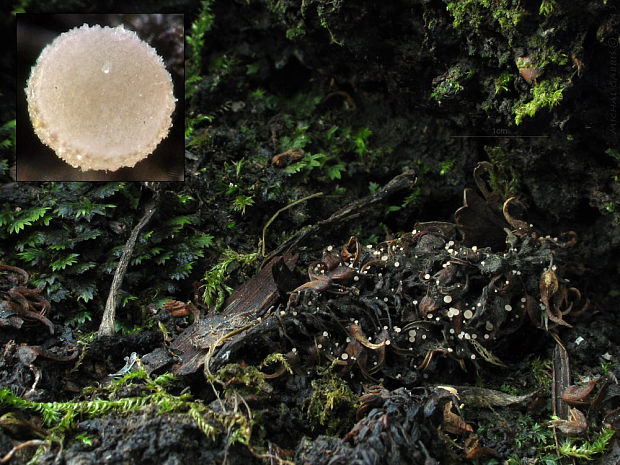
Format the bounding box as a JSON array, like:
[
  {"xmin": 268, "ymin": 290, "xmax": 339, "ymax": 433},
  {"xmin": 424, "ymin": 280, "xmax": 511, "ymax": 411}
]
[
  {"xmin": 0, "ymin": 439, "xmax": 46, "ymax": 464},
  {"xmin": 98, "ymin": 193, "xmax": 159, "ymax": 338},
  {"xmin": 261, "ymin": 169, "xmax": 417, "ymax": 265},
  {"xmin": 261, "ymin": 192, "xmax": 324, "ymax": 257}
]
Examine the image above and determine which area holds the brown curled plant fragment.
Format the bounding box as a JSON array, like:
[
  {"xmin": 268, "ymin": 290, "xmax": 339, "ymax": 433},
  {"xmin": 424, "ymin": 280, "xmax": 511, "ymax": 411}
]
[
  {"xmin": 341, "ymin": 236, "xmax": 361, "ymax": 267},
  {"xmin": 539, "ymin": 268, "xmax": 572, "ymax": 328},
  {"xmin": 561, "ymin": 378, "xmax": 599, "ymax": 406},
  {"xmin": 603, "ymin": 408, "xmax": 620, "ymax": 430},
  {"xmin": 355, "ymin": 385, "xmax": 390, "ymax": 420},
  {"xmin": 288, "ymin": 254, "xmax": 356, "ymax": 303},
  {"xmin": 516, "ymin": 56, "xmax": 543, "ymax": 85},
  {"xmin": 454, "ymin": 162, "xmax": 509, "ymax": 249},
  {"xmin": 349, "ymin": 323, "xmax": 386, "ymax": 350},
  {"xmin": 164, "ymin": 300, "xmax": 200, "ymax": 321},
  {"xmin": 271, "ymin": 148, "xmax": 305, "ymax": 168},
  {"xmin": 464, "ymin": 435, "xmax": 497, "ymax": 460},
  {"xmin": 503, "ymin": 196, "xmax": 532, "ymax": 237},
  {"xmin": 1, "ymin": 264, "xmax": 54, "ymax": 334},
  {"xmin": 441, "ymin": 400, "xmax": 474, "ymax": 435},
  {"xmin": 549, "ymin": 407, "xmax": 588, "ymax": 435}
]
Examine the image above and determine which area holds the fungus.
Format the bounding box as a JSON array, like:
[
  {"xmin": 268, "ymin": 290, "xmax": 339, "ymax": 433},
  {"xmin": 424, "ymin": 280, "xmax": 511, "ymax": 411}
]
[{"xmin": 25, "ymin": 24, "xmax": 176, "ymax": 171}]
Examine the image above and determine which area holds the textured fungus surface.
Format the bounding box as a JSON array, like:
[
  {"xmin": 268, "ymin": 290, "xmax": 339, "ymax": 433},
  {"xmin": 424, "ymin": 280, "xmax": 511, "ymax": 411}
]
[{"xmin": 25, "ymin": 24, "xmax": 175, "ymax": 172}]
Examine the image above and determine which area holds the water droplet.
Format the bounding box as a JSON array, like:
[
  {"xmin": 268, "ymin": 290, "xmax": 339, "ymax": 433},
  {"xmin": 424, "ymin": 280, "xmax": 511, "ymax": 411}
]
[{"xmin": 102, "ymin": 62, "xmax": 110, "ymax": 74}]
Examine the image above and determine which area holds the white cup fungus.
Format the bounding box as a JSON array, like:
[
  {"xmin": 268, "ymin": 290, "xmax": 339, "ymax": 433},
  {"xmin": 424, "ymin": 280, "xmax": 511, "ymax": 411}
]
[{"xmin": 25, "ymin": 23, "xmax": 176, "ymax": 172}]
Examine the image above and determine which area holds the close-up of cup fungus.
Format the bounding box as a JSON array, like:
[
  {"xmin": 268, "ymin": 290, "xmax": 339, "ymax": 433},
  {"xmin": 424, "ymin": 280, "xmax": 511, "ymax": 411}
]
[{"xmin": 19, "ymin": 16, "xmax": 181, "ymax": 180}]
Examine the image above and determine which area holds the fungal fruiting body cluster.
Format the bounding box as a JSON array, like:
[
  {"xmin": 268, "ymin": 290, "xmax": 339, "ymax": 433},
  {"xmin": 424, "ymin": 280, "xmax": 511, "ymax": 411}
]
[
  {"xmin": 26, "ymin": 24, "xmax": 176, "ymax": 171},
  {"xmin": 280, "ymin": 223, "xmax": 584, "ymax": 382}
]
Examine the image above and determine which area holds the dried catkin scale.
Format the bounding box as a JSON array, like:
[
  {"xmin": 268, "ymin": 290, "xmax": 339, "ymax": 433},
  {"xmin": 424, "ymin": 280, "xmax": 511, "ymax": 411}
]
[{"xmin": 26, "ymin": 24, "xmax": 176, "ymax": 172}]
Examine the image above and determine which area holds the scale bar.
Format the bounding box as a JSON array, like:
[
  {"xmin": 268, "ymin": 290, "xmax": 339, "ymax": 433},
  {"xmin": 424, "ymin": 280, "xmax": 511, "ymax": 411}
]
[{"xmin": 449, "ymin": 135, "xmax": 550, "ymax": 138}]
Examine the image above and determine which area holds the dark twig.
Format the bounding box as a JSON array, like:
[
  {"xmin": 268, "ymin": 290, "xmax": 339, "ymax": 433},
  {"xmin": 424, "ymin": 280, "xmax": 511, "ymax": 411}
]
[{"xmin": 262, "ymin": 170, "xmax": 417, "ymax": 266}]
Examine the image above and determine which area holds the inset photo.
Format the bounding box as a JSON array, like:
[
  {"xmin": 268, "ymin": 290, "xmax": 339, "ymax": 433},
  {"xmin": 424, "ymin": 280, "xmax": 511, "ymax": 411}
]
[{"xmin": 17, "ymin": 14, "xmax": 184, "ymax": 181}]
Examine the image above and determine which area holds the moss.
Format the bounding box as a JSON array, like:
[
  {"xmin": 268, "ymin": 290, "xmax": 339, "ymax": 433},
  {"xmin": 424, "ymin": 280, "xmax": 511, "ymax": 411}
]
[
  {"xmin": 430, "ymin": 64, "xmax": 475, "ymax": 103},
  {"xmin": 525, "ymin": 41, "xmax": 570, "ymax": 70},
  {"xmin": 446, "ymin": 0, "xmax": 522, "ymax": 34},
  {"xmin": 260, "ymin": 352, "xmax": 294, "ymax": 375},
  {"xmin": 304, "ymin": 371, "xmax": 357, "ymax": 435},
  {"xmin": 557, "ymin": 429, "xmax": 616, "ymax": 460},
  {"xmin": 185, "ymin": 0, "xmax": 214, "ymax": 92},
  {"xmin": 539, "ymin": 0, "xmax": 556, "ymax": 16},
  {"xmin": 528, "ymin": 357, "xmax": 552, "ymax": 389},
  {"xmin": 439, "ymin": 159, "xmax": 456, "ymax": 175},
  {"xmin": 513, "ymin": 77, "xmax": 566, "ymax": 125},
  {"xmin": 212, "ymin": 363, "xmax": 270, "ymax": 395},
  {"xmin": 494, "ymin": 72, "xmax": 513, "ymax": 95},
  {"xmin": 605, "ymin": 148, "xmax": 620, "ymax": 162},
  {"xmin": 500, "ymin": 383, "xmax": 520, "ymax": 395},
  {"xmin": 316, "ymin": 3, "xmax": 343, "ymax": 46},
  {"xmin": 286, "ymin": 21, "xmax": 306, "ymax": 40},
  {"xmin": 0, "ymin": 366, "xmax": 218, "ymax": 445},
  {"xmin": 185, "ymin": 2, "xmax": 215, "ymax": 142},
  {"xmin": 202, "ymin": 248, "xmax": 259, "ymax": 310},
  {"xmin": 484, "ymin": 146, "xmax": 520, "ymax": 199}
]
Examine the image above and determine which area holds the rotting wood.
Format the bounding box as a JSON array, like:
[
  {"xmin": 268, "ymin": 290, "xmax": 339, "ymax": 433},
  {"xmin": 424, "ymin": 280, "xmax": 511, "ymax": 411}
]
[
  {"xmin": 551, "ymin": 335, "xmax": 571, "ymax": 451},
  {"xmin": 552, "ymin": 335, "xmax": 571, "ymax": 420},
  {"xmin": 170, "ymin": 254, "xmax": 298, "ymax": 376},
  {"xmin": 440, "ymin": 385, "xmax": 535, "ymax": 408}
]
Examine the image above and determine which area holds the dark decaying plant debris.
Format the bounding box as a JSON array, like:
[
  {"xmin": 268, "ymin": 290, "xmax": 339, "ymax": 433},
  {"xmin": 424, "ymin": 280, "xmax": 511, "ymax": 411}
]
[
  {"xmin": 172, "ymin": 163, "xmax": 589, "ymax": 383},
  {"xmin": 0, "ymin": 166, "xmax": 618, "ymax": 465},
  {"xmin": 0, "ymin": 264, "xmax": 53, "ymax": 334},
  {"xmin": 0, "ymin": 168, "xmax": 618, "ymax": 464}
]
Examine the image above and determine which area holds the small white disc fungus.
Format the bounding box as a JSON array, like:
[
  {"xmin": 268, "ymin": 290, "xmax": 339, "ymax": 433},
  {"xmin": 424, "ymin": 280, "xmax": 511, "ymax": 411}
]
[{"xmin": 26, "ymin": 24, "xmax": 176, "ymax": 171}]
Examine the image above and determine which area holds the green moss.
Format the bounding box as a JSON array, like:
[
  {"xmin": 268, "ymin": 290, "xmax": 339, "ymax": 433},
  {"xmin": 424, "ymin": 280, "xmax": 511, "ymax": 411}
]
[
  {"xmin": 513, "ymin": 77, "xmax": 566, "ymax": 125},
  {"xmin": 500, "ymin": 384, "xmax": 520, "ymax": 395},
  {"xmin": 528, "ymin": 44, "xmax": 570, "ymax": 69},
  {"xmin": 557, "ymin": 429, "xmax": 615, "ymax": 460},
  {"xmin": 605, "ymin": 148, "xmax": 620, "ymax": 162},
  {"xmin": 484, "ymin": 146, "xmax": 520, "ymax": 199},
  {"xmin": 446, "ymin": 0, "xmax": 522, "ymax": 34},
  {"xmin": 186, "ymin": 0, "xmax": 214, "ymax": 78},
  {"xmin": 202, "ymin": 248, "xmax": 259, "ymax": 310},
  {"xmin": 1, "ymin": 361, "xmax": 273, "ymax": 460},
  {"xmin": 10, "ymin": 0, "xmax": 31, "ymax": 14},
  {"xmin": 277, "ymin": 123, "xmax": 375, "ymax": 181},
  {"xmin": 528, "ymin": 357, "xmax": 552, "ymax": 389},
  {"xmin": 260, "ymin": 352, "xmax": 294, "ymax": 375},
  {"xmin": 211, "ymin": 363, "xmax": 269, "ymax": 395},
  {"xmin": 286, "ymin": 21, "xmax": 306, "ymax": 40},
  {"xmin": 304, "ymin": 371, "xmax": 357, "ymax": 435},
  {"xmin": 0, "ymin": 367, "xmax": 217, "ymax": 445},
  {"xmin": 539, "ymin": 0, "xmax": 556, "ymax": 16},
  {"xmin": 207, "ymin": 353, "xmax": 294, "ymax": 396},
  {"xmin": 495, "ymin": 72, "xmax": 514, "ymax": 95},
  {"xmin": 431, "ymin": 64, "xmax": 475, "ymax": 103},
  {"xmin": 1, "ymin": 183, "xmax": 211, "ymax": 330},
  {"xmin": 439, "ymin": 159, "xmax": 456, "ymax": 175},
  {"xmin": 316, "ymin": 4, "xmax": 343, "ymax": 46},
  {"xmin": 0, "ymin": 119, "xmax": 15, "ymax": 159}
]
